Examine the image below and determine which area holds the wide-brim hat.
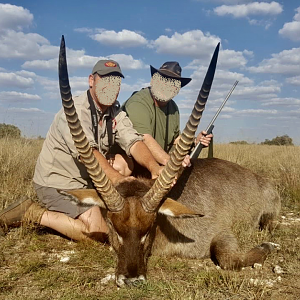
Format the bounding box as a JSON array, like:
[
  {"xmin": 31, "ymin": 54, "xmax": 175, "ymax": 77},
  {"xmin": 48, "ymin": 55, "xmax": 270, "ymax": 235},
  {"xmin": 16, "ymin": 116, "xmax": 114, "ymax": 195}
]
[{"xmin": 150, "ymin": 61, "xmax": 191, "ymax": 88}]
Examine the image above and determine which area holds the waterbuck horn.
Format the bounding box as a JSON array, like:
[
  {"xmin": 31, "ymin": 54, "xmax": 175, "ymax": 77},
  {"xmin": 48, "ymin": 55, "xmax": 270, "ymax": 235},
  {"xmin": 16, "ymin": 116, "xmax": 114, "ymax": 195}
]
[
  {"xmin": 58, "ymin": 35, "xmax": 125, "ymax": 212},
  {"xmin": 142, "ymin": 43, "xmax": 220, "ymax": 212}
]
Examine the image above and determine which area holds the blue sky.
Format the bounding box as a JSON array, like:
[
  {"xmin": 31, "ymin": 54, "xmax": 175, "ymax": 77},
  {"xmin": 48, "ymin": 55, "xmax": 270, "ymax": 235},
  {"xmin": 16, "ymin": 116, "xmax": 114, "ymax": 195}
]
[{"xmin": 0, "ymin": 0, "xmax": 299, "ymax": 144}]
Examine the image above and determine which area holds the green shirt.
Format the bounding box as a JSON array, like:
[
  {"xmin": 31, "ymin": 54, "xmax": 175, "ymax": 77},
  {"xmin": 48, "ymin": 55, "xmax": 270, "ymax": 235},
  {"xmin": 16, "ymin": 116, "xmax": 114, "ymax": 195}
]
[{"xmin": 123, "ymin": 87, "xmax": 180, "ymax": 153}]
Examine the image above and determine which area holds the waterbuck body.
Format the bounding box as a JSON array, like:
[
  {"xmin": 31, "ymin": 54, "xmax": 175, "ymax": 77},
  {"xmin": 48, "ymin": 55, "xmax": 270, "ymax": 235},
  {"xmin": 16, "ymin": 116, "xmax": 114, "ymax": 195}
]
[
  {"xmin": 152, "ymin": 158, "xmax": 280, "ymax": 261},
  {"xmin": 64, "ymin": 157, "xmax": 280, "ymax": 285},
  {"xmin": 58, "ymin": 37, "xmax": 280, "ymax": 286}
]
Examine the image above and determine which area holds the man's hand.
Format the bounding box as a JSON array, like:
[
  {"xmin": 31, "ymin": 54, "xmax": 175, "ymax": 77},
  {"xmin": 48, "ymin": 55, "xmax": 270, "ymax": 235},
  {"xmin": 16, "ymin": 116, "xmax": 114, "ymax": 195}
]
[
  {"xmin": 182, "ymin": 155, "xmax": 191, "ymax": 168},
  {"xmin": 116, "ymin": 176, "xmax": 136, "ymax": 184},
  {"xmin": 196, "ymin": 130, "xmax": 213, "ymax": 147},
  {"xmin": 151, "ymin": 165, "xmax": 177, "ymax": 187},
  {"xmin": 151, "ymin": 165, "xmax": 164, "ymax": 179}
]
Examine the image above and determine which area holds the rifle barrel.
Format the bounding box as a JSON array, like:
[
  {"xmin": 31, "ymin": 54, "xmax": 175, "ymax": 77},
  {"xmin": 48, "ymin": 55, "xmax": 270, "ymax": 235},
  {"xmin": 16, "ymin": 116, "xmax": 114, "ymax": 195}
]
[
  {"xmin": 205, "ymin": 80, "xmax": 239, "ymax": 131},
  {"xmin": 190, "ymin": 80, "xmax": 239, "ymax": 161}
]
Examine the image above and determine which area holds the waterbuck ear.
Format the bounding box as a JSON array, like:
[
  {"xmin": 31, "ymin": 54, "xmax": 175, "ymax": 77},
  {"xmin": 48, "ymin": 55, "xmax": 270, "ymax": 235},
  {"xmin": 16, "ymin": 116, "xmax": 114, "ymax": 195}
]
[
  {"xmin": 58, "ymin": 189, "xmax": 106, "ymax": 208},
  {"xmin": 158, "ymin": 198, "xmax": 204, "ymax": 218}
]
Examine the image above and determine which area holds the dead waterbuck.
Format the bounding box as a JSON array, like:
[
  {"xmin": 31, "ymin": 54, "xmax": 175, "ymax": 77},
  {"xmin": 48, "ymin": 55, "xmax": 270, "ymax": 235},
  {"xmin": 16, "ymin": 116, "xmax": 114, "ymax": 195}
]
[{"xmin": 58, "ymin": 36, "xmax": 280, "ymax": 286}]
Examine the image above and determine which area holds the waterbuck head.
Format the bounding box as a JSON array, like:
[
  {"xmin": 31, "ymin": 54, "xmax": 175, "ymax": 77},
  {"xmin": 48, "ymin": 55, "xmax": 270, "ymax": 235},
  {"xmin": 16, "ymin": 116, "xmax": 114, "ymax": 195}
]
[{"xmin": 58, "ymin": 35, "xmax": 219, "ymax": 286}]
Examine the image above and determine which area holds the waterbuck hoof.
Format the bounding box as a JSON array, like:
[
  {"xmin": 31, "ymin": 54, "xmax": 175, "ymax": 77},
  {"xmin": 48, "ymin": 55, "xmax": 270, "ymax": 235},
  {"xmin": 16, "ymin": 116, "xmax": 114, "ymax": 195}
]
[{"xmin": 260, "ymin": 242, "xmax": 280, "ymax": 253}]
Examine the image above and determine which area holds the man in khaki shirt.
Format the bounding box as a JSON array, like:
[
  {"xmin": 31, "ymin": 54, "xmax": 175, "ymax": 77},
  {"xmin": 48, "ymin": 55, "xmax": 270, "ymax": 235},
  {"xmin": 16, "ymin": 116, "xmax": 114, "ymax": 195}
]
[{"xmin": 0, "ymin": 60, "xmax": 162, "ymax": 241}]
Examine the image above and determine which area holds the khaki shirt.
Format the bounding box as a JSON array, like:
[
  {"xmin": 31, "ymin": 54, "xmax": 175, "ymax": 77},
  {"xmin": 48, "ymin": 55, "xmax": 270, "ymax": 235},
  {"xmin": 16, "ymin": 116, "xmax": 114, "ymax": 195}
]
[{"xmin": 33, "ymin": 91, "xmax": 143, "ymax": 189}]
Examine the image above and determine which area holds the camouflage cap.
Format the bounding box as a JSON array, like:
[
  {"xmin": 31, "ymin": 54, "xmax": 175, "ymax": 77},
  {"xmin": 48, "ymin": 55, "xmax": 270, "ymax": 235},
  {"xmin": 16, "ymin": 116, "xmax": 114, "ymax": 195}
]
[{"xmin": 92, "ymin": 60, "xmax": 124, "ymax": 78}]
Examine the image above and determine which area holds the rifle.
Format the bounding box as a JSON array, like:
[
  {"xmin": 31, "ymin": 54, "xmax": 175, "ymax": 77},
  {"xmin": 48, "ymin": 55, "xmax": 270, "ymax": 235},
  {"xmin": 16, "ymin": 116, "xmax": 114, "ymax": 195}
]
[{"xmin": 190, "ymin": 80, "xmax": 239, "ymax": 161}]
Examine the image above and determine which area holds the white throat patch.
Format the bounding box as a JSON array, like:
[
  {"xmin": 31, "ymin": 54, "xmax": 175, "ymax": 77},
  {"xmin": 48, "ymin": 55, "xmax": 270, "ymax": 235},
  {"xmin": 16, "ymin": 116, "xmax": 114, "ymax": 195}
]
[{"xmin": 150, "ymin": 73, "xmax": 181, "ymax": 102}]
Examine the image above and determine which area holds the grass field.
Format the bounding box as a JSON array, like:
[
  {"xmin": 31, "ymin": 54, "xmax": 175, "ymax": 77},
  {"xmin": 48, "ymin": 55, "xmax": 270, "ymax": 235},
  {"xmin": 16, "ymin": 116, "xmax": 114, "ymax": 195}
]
[{"xmin": 0, "ymin": 138, "xmax": 299, "ymax": 299}]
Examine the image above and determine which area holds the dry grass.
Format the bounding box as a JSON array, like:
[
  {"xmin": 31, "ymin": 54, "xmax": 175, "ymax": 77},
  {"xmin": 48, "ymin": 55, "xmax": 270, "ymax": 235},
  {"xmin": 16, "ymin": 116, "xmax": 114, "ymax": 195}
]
[
  {"xmin": 203, "ymin": 144, "xmax": 300, "ymax": 212},
  {"xmin": 0, "ymin": 139, "xmax": 300, "ymax": 299},
  {"xmin": 0, "ymin": 138, "xmax": 43, "ymax": 209}
]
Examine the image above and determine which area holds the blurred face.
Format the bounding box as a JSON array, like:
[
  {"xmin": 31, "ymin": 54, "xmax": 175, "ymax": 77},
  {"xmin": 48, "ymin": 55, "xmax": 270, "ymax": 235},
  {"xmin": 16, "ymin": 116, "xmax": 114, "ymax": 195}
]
[
  {"xmin": 150, "ymin": 72, "xmax": 181, "ymax": 102},
  {"xmin": 93, "ymin": 74, "xmax": 122, "ymax": 106}
]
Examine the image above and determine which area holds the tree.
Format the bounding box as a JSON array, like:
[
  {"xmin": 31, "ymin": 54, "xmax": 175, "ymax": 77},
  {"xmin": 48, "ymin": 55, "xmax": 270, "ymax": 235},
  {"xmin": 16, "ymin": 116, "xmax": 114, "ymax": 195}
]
[
  {"xmin": 261, "ymin": 135, "xmax": 293, "ymax": 146},
  {"xmin": 230, "ymin": 141, "xmax": 249, "ymax": 145},
  {"xmin": 0, "ymin": 123, "xmax": 21, "ymax": 139}
]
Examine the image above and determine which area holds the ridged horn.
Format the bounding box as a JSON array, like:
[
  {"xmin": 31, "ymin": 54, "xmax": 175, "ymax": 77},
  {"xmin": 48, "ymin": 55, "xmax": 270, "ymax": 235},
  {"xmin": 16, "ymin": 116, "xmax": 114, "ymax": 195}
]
[
  {"xmin": 58, "ymin": 35, "xmax": 124, "ymax": 212},
  {"xmin": 142, "ymin": 43, "xmax": 220, "ymax": 212}
]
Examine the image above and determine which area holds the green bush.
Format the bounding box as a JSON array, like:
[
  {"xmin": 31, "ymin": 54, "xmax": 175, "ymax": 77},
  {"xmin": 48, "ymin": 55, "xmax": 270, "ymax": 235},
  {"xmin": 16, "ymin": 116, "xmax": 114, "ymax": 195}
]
[
  {"xmin": 261, "ymin": 134, "xmax": 294, "ymax": 146},
  {"xmin": 229, "ymin": 141, "xmax": 249, "ymax": 145},
  {"xmin": 0, "ymin": 123, "xmax": 21, "ymax": 139}
]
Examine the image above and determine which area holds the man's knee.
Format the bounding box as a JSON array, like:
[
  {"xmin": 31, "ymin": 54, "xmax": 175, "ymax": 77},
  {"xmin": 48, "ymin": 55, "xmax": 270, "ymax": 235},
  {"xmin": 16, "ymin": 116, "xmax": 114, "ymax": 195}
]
[{"xmin": 79, "ymin": 206, "xmax": 108, "ymax": 232}]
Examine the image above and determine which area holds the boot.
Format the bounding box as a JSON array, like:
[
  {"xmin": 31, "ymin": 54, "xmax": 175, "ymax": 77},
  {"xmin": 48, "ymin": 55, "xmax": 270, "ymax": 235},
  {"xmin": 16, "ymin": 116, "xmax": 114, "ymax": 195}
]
[{"xmin": 0, "ymin": 198, "xmax": 46, "ymax": 235}]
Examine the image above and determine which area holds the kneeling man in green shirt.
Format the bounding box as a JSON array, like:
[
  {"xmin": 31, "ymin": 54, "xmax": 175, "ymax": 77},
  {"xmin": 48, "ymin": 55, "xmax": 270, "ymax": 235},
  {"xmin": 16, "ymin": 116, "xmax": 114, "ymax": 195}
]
[{"xmin": 123, "ymin": 62, "xmax": 213, "ymax": 169}]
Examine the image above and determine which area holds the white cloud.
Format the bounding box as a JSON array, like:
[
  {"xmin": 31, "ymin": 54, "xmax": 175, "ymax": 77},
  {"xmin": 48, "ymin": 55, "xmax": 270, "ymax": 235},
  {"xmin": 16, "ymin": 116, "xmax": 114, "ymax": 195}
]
[
  {"xmin": 186, "ymin": 49, "xmax": 249, "ymax": 70},
  {"xmin": 36, "ymin": 77, "xmax": 59, "ymax": 91},
  {"xmin": 0, "ymin": 30, "xmax": 56, "ymax": 59},
  {"xmin": 68, "ymin": 76, "xmax": 89, "ymax": 96},
  {"xmin": 214, "ymin": 2, "xmax": 283, "ymax": 18},
  {"xmin": 286, "ymin": 76, "xmax": 300, "ymax": 86},
  {"xmin": 195, "ymin": 0, "xmax": 254, "ymax": 3},
  {"xmin": 279, "ymin": 7, "xmax": 300, "ymax": 41},
  {"xmin": 248, "ymin": 47, "xmax": 300, "ymax": 76},
  {"xmin": 120, "ymin": 80, "xmax": 149, "ymax": 93},
  {"xmin": 91, "ymin": 29, "xmax": 148, "ymax": 48},
  {"xmin": 7, "ymin": 107, "xmax": 45, "ymax": 113},
  {"xmin": 248, "ymin": 18, "xmax": 272, "ymax": 29},
  {"xmin": 0, "ymin": 3, "xmax": 33, "ymax": 31},
  {"xmin": 74, "ymin": 27, "xmax": 93, "ymax": 34},
  {"xmin": 152, "ymin": 30, "xmax": 220, "ymax": 58},
  {"xmin": 22, "ymin": 52, "xmax": 145, "ymax": 72},
  {"xmin": 174, "ymin": 64, "xmax": 281, "ymax": 118},
  {"xmin": 22, "ymin": 59, "xmax": 57, "ymax": 70},
  {"xmin": 261, "ymin": 97, "xmax": 300, "ymax": 107},
  {"xmin": 0, "ymin": 91, "xmax": 41, "ymax": 103},
  {"xmin": 237, "ymin": 108, "xmax": 277, "ymax": 115},
  {"xmin": 16, "ymin": 70, "xmax": 37, "ymax": 78},
  {"xmin": 0, "ymin": 72, "xmax": 34, "ymax": 88},
  {"xmin": 233, "ymin": 84, "xmax": 280, "ymax": 99},
  {"xmin": 36, "ymin": 76, "xmax": 92, "ymax": 98},
  {"xmin": 109, "ymin": 54, "xmax": 145, "ymax": 70}
]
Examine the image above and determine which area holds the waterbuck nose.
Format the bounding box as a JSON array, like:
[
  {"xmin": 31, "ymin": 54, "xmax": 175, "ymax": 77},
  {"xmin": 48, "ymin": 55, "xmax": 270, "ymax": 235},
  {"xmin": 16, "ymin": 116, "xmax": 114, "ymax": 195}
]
[
  {"xmin": 116, "ymin": 275, "xmax": 146, "ymax": 287},
  {"xmin": 124, "ymin": 275, "xmax": 146, "ymax": 286}
]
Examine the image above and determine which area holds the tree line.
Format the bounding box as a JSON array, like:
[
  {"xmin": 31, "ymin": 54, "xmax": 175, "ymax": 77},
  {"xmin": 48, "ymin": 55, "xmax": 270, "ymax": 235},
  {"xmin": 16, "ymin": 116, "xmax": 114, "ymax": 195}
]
[
  {"xmin": 230, "ymin": 134, "xmax": 294, "ymax": 146},
  {"xmin": 0, "ymin": 123, "xmax": 21, "ymax": 139},
  {"xmin": 0, "ymin": 123, "xmax": 295, "ymax": 146}
]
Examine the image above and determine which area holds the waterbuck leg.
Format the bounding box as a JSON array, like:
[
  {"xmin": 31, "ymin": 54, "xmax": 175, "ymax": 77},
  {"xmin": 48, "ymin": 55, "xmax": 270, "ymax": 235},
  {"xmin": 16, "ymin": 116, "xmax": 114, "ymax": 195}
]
[
  {"xmin": 259, "ymin": 213, "xmax": 279, "ymax": 232},
  {"xmin": 210, "ymin": 231, "xmax": 274, "ymax": 270},
  {"xmin": 242, "ymin": 242, "xmax": 275, "ymax": 267}
]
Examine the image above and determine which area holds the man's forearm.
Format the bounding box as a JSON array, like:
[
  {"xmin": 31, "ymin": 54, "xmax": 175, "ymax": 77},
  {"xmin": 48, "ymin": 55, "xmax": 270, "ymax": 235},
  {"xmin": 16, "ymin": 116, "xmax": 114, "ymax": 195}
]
[
  {"xmin": 143, "ymin": 134, "xmax": 170, "ymax": 165},
  {"xmin": 130, "ymin": 141, "xmax": 162, "ymax": 177},
  {"xmin": 92, "ymin": 149, "xmax": 124, "ymax": 185}
]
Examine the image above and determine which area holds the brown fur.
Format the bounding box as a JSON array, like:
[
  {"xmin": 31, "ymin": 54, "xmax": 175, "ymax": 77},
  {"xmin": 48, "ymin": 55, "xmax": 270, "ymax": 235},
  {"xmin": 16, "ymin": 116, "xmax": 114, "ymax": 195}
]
[{"xmin": 64, "ymin": 158, "xmax": 281, "ymax": 285}]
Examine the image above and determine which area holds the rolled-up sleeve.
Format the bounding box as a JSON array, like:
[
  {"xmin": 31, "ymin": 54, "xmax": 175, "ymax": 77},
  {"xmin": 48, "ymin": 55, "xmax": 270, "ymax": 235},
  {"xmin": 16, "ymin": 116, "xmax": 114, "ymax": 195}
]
[{"xmin": 114, "ymin": 111, "xmax": 143, "ymax": 156}]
